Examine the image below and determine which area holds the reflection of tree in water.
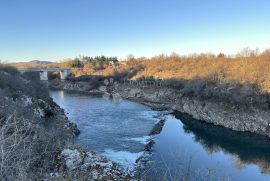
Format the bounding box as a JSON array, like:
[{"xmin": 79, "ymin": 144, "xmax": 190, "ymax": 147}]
[
  {"xmin": 230, "ymin": 154, "xmax": 249, "ymax": 170},
  {"xmin": 175, "ymin": 112, "xmax": 270, "ymax": 174}
]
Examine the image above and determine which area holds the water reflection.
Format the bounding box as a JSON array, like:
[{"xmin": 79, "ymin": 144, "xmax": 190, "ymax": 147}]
[
  {"xmin": 50, "ymin": 90, "xmax": 270, "ymax": 180},
  {"xmin": 175, "ymin": 112, "xmax": 270, "ymax": 174}
]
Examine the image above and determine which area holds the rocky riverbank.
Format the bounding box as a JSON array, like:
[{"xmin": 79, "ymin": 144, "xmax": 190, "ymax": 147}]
[
  {"xmin": 49, "ymin": 80, "xmax": 270, "ymax": 138},
  {"xmin": 51, "ymin": 148, "xmax": 137, "ymax": 180},
  {"xmin": 0, "ymin": 68, "xmax": 139, "ymax": 180}
]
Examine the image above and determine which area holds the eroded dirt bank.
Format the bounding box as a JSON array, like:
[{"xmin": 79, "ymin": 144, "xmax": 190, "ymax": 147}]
[{"xmin": 50, "ymin": 81, "xmax": 270, "ymax": 138}]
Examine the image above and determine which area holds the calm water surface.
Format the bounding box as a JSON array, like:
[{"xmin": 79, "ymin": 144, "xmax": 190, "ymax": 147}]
[{"xmin": 50, "ymin": 90, "xmax": 270, "ymax": 181}]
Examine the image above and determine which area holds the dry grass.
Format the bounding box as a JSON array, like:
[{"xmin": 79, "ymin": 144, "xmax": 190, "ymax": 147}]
[
  {"xmin": 60, "ymin": 50, "xmax": 270, "ymax": 109},
  {"xmin": 8, "ymin": 49, "xmax": 270, "ymax": 93},
  {"xmin": 58, "ymin": 50, "xmax": 270, "ymax": 93},
  {"xmin": 88, "ymin": 51, "xmax": 270, "ymax": 93},
  {"xmin": 123, "ymin": 55, "xmax": 270, "ymax": 92}
]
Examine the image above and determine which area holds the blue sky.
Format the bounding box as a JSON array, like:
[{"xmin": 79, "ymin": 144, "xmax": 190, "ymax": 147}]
[{"xmin": 0, "ymin": 0, "xmax": 270, "ymax": 62}]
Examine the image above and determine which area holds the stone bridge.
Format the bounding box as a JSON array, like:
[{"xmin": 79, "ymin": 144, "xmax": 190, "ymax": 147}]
[{"xmin": 18, "ymin": 68, "xmax": 71, "ymax": 81}]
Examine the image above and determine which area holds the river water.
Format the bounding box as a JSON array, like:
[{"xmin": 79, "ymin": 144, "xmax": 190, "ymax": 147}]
[{"xmin": 50, "ymin": 90, "xmax": 270, "ymax": 181}]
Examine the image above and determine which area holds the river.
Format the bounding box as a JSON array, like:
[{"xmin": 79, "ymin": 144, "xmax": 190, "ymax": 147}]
[{"xmin": 50, "ymin": 90, "xmax": 270, "ymax": 181}]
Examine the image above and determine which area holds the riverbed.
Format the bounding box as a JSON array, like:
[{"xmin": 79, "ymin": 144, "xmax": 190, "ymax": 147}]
[{"xmin": 50, "ymin": 90, "xmax": 270, "ymax": 181}]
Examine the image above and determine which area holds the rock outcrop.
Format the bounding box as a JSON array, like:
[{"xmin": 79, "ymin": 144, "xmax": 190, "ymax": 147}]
[
  {"xmin": 116, "ymin": 84, "xmax": 270, "ymax": 137},
  {"xmin": 55, "ymin": 148, "xmax": 137, "ymax": 180}
]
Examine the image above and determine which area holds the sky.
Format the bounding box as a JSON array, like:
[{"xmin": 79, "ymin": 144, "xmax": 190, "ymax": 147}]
[{"xmin": 0, "ymin": 0, "xmax": 270, "ymax": 62}]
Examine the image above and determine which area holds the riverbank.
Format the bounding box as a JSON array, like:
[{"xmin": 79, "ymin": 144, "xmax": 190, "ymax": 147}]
[
  {"xmin": 0, "ymin": 68, "xmax": 79, "ymax": 180},
  {"xmin": 0, "ymin": 67, "xmax": 139, "ymax": 180},
  {"xmin": 50, "ymin": 89, "xmax": 270, "ymax": 180},
  {"xmin": 49, "ymin": 80, "xmax": 270, "ymax": 138}
]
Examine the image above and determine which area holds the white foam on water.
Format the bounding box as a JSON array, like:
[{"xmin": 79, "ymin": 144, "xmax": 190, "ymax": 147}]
[
  {"xmin": 139, "ymin": 110, "xmax": 160, "ymax": 120},
  {"xmin": 125, "ymin": 136, "xmax": 152, "ymax": 145},
  {"xmin": 103, "ymin": 149, "xmax": 144, "ymax": 170}
]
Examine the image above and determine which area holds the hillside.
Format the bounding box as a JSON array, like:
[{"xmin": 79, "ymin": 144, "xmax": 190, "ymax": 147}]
[
  {"xmin": 48, "ymin": 50, "xmax": 270, "ymax": 110},
  {"xmin": 8, "ymin": 60, "xmax": 54, "ymax": 69},
  {"xmin": 0, "ymin": 65, "xmax": 78, "ymax": 180}
]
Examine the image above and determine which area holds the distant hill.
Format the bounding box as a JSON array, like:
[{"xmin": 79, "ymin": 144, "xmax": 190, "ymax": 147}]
[
  {"xmin": 28, "ymin": 60, "xmax": 53, "ymax": 64},
  {"xmin": 9, "ymin": 60, "xmax": 56, "ymax": 69}
]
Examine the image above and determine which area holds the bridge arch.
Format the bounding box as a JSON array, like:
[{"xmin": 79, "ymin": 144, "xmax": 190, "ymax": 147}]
[{"xmin": 19, "ymin": 68, "xmax": 71, "ymax": 81}]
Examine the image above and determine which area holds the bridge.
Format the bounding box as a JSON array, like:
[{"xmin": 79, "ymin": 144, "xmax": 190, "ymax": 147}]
[{"xmin": 18, "ymin": 68, "xmax": 71, "ymax": 81}]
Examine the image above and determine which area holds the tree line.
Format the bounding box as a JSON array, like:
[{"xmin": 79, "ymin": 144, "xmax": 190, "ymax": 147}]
[{"xmin": 59, "ymin": 55, "xmax": 118, "ymax": 69}]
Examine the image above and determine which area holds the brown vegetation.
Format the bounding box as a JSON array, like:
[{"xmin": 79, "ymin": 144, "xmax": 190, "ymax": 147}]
[
  {"xmin": 56, "ymin": 49, "xmax": 270, "ymax": 92},
  {"xmin": 7, "ymin": 48, "xmax": 270, "ymax": 108},
  {"xmin": 57, "ymin": 48, "xmax": 270, "ymax": 109}
]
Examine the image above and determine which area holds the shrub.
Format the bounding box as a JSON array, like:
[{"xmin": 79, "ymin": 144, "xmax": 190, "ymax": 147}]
[
  {"xmin": 0, "ymin": 64, "xmax": 20, "ymax": 76},
  {"xmin": 182, "ymin": 78, "xmax": 207, "ymax": 96},
  {"xmin": 0, "ymin": 67, "xmax": 74, "ymax": 180}
]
